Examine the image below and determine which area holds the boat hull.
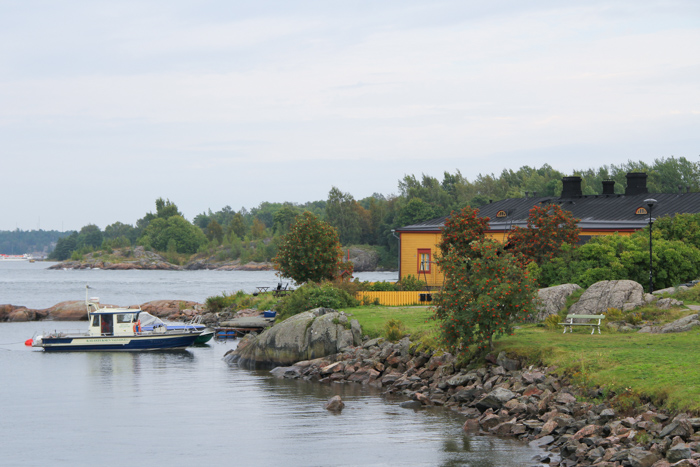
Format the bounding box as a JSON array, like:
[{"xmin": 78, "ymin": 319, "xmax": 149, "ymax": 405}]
[{"xmin": 35, "ymin": 332, "xmax": 200, "ymax": 351}]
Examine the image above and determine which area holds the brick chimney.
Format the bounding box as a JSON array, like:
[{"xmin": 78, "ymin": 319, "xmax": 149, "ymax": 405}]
[
  {"xmin": 561, "ymin": 176, "xmax": 582, "ymax": 198},
  {"xmin": 625, "ymin": 173, "xmax": 648, "ymax": 196},
  {"xmin": 602, "ymin": 180, "xmax": 615, "ymax": 195}
]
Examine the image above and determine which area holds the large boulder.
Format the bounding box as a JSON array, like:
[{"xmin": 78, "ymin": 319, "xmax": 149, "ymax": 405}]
[
  {"xmin": 569, "ymin": 280, "xmax": 645, "ymax": 315},
  {"xmin": 224, "ymin": 308, "xmax": 362, "ymax": 369},
  {"xmin": 347, "ymin": 247, "xmax": 379, "ymax": 272},
  {"xmin": 535, "ymin": 284, "xmax": 582, "ymax": 321},
  {"xmin": 139, "ymin": 300, "xmax": 201, "ymax": 319},
  {"xmin": 48, "ymin": 301, "xmax": 92, "ymax": 320}
]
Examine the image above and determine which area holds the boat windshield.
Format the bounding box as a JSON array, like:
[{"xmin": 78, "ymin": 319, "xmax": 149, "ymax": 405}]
[{"xmin": 138, "ymin": 312, "xmax": 164, "ymax": 327}]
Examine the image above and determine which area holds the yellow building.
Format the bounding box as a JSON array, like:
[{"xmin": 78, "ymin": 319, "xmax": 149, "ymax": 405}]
[{"xmin": 394, "ymin": 173, "xmax": 696, "ymax": 288}]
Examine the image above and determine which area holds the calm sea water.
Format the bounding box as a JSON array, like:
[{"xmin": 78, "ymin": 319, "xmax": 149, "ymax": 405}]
[
  {"xmin": 0, "ymin": 262, "xmax": 545, "ymax": 467},
  {"xmin": 0, "ymin": 261, "xmax": 398, "ymax": 309}
]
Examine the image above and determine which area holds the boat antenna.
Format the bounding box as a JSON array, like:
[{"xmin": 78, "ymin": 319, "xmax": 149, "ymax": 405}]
[{"xmin": 85, "ymin": 284, "xmax": 93, "ymax": 316}]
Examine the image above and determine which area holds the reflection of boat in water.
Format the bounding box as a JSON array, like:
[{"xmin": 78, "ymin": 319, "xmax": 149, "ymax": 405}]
[
  {"xmin": 30, "ymin": 286, "xmax": 202, "ymax": 351},
  {"xmin": 139, "ymin": 312, "xmax": 214, "ymax": 344}
]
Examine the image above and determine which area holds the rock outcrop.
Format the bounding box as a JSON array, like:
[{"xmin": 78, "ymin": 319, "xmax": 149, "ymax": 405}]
[
  {"xmin": 0, "ymin": 304, "xmax": 50, "ymax": 322},
  {"xmin": 139, "ymin": 300, "xmax": 202, "ymax": 320},
  {"xmin": 569, "ymin": 280, "xmax": 645, "ymax": 315},
  {"xmin": 224, "ymin": 308, "xmax": 362, "ymax": 369},
  {"xmin": 48, "ymin": 301, "xmax": 93, "ymax": 320},
  {"xmin": 535, "ymin": 284, "xmax": 582, "ymax": 321},
  {"xmin": 347, "ymin": 247, "xmax": 380, "ymax": 272}
]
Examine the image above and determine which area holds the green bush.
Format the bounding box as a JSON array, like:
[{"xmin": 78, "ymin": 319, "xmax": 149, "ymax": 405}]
[
  {"xmin": 276, "ymin": 282, "xmax": 358, "ymax": 319},
  {"xmin": 543, "ymin": 314, "xmax": 561, "ymax": 331},
  {"xmin": 384, "ymin": 318, "xmax": 405, "ymax": 342},
  {"xmin": 397, "ymin": 274, "xmax": 427, "ymax": 291},
  {"xmin": 366, "ymin": 281, "xmax": 398, "ymax": 291}
]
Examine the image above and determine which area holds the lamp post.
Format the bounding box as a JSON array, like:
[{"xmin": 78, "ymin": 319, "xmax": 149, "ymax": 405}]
[{"xmin": 644, "ymin": 198, "xmax": 657, "ymax": 294}]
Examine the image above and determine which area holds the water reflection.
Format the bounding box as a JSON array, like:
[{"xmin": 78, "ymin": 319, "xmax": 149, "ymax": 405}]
[{"xmin": 5, "ymin": 322, "xmax": 547, "ymax": 467}]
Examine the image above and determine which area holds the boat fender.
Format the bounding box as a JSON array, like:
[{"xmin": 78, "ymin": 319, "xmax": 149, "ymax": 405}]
[
  {"xmin": 25, "ymin": 338, "xmax": 33, "ymax": 346},
  {"xmin": 133, "ymin": 320, "xmax": 142, "ymax": 334}
]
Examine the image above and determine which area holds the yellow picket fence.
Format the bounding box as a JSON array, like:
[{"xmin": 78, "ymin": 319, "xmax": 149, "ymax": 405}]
[{"xmin": 355, "ymin": 291, "xmax": 435, "ymax": 307}]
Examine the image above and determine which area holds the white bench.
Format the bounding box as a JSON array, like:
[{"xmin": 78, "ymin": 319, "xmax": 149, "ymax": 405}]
[{"xmin": 559, "ymin": 314, "xmax": 605, "ymax": 334}]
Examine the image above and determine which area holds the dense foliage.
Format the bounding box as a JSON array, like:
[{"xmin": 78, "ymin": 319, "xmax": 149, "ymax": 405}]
[
  {"xmin": 434, "ymin": 239, "xmax": 537, "ymax": 352},
  {"xmin": 507, "ymin": 205, "xmax": 580, "ymax": 266},
  {"xmin": 274, "ymin": 212, "xmax": 352, "ymax": 284},
  {"xmin": 434, "ymin": 207, "xmax": 537, "ymax": 351},
  {"xmin": 1, "ymin": 229, "xmax": 70, "ymax": 256},
  {"xmin": 536, "ymin": 226, "xmax": 700, "ymax": 290},
  {"xmin": 276, "ymin": 282, "xmax": 358, "ymax": 319},
  {"xmin": 7, "ymin": 156, "xmax": 700, "ymax": 272}
]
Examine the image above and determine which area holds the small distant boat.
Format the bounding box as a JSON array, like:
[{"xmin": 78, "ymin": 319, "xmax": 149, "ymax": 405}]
[
  {"xmin": 0, "ymin": 253, "xmax": 32, "ymax": 261},
  {"xmin": 30, "ymin": 286, "xmax": 202, "ymax": 351}
]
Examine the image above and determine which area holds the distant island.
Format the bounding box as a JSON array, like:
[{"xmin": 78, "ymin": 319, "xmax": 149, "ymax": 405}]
[{"xmin": 47, "ymin": 245, "xmax": 383, "ymax": 272}]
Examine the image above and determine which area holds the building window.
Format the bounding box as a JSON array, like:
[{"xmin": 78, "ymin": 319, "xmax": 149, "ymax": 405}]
[
  {"xmin": 418, "ymin": 249, "xmax": 431, "ymax": 274},
  {"xmin": 635, "ymin": 207, "xmax": 648, "ymax": 215}
]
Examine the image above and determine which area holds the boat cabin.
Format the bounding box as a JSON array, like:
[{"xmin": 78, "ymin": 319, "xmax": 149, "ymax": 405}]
[
  {"xmin": 86, "ymin": 297, "xmax": 142, "ymax": 337},
  {"xmin": 88, "ymin": 310, "xmax": 141, "ymax": 337}
]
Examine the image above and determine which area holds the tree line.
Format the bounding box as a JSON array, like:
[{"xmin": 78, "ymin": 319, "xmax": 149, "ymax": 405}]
[{"xmin": 2, "ymin": 156, "xmax": 697, "ymax": 263}]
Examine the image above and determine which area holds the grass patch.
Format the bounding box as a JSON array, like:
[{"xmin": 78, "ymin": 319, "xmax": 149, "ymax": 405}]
[
  {"xmin": 497, "ymin": 324, "xmax": 700, "ymax": 413},
  {"xmin": 341, "ymin": 303, "xmax": 700, "ymax": 413},
  {"xmin": 340, "ymin": 305, "xmax": 435, "ymax": 340}
]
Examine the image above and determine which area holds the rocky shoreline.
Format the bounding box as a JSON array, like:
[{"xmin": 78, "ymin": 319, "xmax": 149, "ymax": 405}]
[
  {"xmin": 0, "ymin": 299, "xmax": 204, "ymax": 322},
  {"xmin": 260, "ymin": 337, "xmax": 700, "ymax": 467},
  {"xmin": 44, "ymin": 245, "xmax": 388, "ymax": 272},
  {"xmin": 47, "ymin": 246, "xmax": 274, "ymax": 271}
]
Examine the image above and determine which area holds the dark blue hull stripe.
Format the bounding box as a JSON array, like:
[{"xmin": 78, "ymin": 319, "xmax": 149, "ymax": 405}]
[{"xmin": 39, "ymin": 334, "xmax": 199, "ymax": 351}]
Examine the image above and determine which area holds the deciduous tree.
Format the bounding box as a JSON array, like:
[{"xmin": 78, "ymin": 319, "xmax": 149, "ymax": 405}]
[{"xmin": 274, "ymin": 212, "xmax": 352, "ymax": 284}]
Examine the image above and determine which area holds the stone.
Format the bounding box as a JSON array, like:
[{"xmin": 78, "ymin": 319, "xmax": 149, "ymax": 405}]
[
  {"xmin": 224, "ymin": 308, "xmax": 362, "ymax": 368},
  {"xmin": 667, "ymin": 444, "xmax": 693, "ymax": 463},
  {"xmin": 659, "ymin": 314, "xmax": 700, "ymax": 334},
  {"xmin": 600, "ymin": 408, "xmax": 616, "ymax": 423},
  {"xmin": 660, "ymin": 421, "xmax": 694, "ymax": 439},
  {"xmin": 626, "ymin": 447, "xmax": 660, "ymax": 467},
  {"xmin": 535, "ymin": 284, "xmax": 583, "ymax": 321},
  {"xmin": 399, "ymin": 400, "xmax": 422, "ymax": 410},
  {"xmin": 270, "ymin": 366, "xmax": 302, "ymax": 379},
  {"xmin": 496, "ymin": 351, "xmax": 520, "ymax": 371},
  {"xmin": 657, "ymin": 298, "xmax": 684, "ymax": 309},
  {"xmin": 447, "ymin": 373, "xmax": 473, "ymax": 387},
  {"xmin": 568, "ymin": 280, "xmax": 645, "ymax": 315},
  {"xmin": 462, "ymin": 418, "xmax": 480, "ymax": 432},
  {"xmin": 475, "ymin": 387, "xmax": 517, "ymax": 412},
  {"xmin": 522, "ymin": 371, "xmax": 546, "ymax": 384},
  {"xmin": 479, "ymin": 413, "xmax": 501, "ymax": 431},
  {"xmin": 540, "ymin": 418, "xmax": 559, "ymax": 436},
  {"xmin": 325, "ymin": 395, "xmax": 344, "ymax": 412},
  {"xmin": 47, "ymin": 300, "xmax": 94, "ymax": 320},
  {"xmin": 572, "ymin": 424, "xmax": 599, "ymax": 440}
]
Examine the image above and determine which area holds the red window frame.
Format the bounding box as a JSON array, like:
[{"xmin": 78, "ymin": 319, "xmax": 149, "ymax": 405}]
[{"xmin": 417, "ymin": 249, "xmax": 431, "ymax": 274}]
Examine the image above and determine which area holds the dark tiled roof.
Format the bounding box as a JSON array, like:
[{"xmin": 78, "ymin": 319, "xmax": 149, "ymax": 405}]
[{"xmin": 396, "ymin": 192, "xmax": 700, "ymax": 232}]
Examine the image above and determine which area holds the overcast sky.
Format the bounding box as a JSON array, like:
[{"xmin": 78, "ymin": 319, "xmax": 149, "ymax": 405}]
[{"xmin": 2, "ymin": 0, "xmax": 699, "ymax": 231}]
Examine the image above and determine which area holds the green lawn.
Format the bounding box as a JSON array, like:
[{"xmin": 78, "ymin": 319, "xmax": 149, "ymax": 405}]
[
  {"xmin": 498, "ymin": 325, "xmax": 700, "ymax": 413},
  {"xmin": 341, "ymin": 304, "xmax": 700, "ymax": 413},
  {"xmin": 340, "ymin": 305, "xmax": 435, "ymax": 338}
]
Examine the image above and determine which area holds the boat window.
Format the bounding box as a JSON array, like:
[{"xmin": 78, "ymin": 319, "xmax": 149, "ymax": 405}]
[
  {"xmin": 116, "ymin": 314, "xmax": 133, "ymax": 324},
  {"xmin": 91, "ymin": 315, "xmax": 101, "ymax": 327}
]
